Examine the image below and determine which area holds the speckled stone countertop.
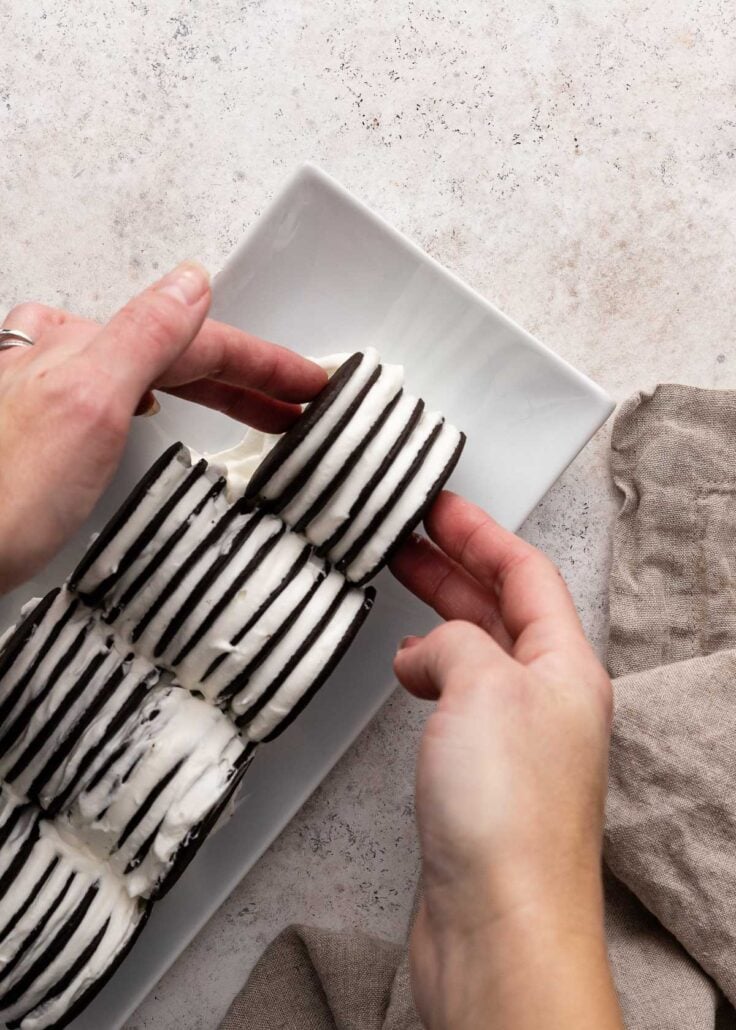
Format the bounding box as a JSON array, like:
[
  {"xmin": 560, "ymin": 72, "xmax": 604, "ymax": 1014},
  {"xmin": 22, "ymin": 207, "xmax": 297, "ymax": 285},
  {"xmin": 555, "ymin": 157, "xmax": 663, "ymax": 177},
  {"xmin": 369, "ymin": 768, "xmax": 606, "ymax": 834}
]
[{"xmin": 1, "ymin": 2, "xmax": 734, "ymax": 1026}]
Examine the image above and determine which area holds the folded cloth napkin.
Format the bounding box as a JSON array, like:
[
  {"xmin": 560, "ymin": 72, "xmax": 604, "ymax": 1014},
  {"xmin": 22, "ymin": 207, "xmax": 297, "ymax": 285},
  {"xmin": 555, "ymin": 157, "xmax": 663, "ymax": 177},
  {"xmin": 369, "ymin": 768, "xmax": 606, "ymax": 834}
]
[{"xmin": 221, "ymin": 385, "xmax": 736, "ymax": 1030}]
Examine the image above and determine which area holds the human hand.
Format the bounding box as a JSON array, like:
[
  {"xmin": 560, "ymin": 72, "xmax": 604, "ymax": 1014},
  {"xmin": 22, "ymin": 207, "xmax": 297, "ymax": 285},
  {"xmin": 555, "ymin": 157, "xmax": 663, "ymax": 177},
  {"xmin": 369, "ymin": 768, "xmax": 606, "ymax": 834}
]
[
  {"xmin": 0, "ymin": 262, "xmax": 326, "ymax": 594},
  {"xmin": 391, "ymin": 493, "xmax": 622, "ymax": 1030}
]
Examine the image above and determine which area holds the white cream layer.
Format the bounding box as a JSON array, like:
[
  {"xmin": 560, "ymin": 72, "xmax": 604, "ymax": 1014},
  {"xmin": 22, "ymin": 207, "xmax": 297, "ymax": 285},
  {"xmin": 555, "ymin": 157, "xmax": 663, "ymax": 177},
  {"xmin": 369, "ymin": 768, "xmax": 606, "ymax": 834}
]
[
  {"xmin": 261, "ymin": 348, "xmax": 382, "ymax": 502},
  {"xmin": 173, "ymin": 529, "xmax": 308, "ymax": 692},
  {"xmin": 328, "ymin": 409, "xmax": 444, "ymax": 565},
  {"xmin": 0, "ymin": 592, "xmax": 86, "ymax": 728},
  {"xmin": 243, "ymin": 586, "xmax": 365, "ymax": 742},
  {"xmin": 345, "ymin": 421, "xmax": 463, "ymax": 583},
  {"xmin": 74, "ymin": 447, "xmax": 193, "ymax": 597},
  {"xmin": 280, "ymin": 362, "xmax": 404, "ymax": 526},
  {"xmin": 157, "ymin": 512, "xmax": 285, "ymax": 666},
  {"xmin": 37, "ymin": 651, "xmax": 158, "ymax": 814},
  {"xmin": 0, "ymin": 790, "xmax": 142, "ymax": 1030},
  {"xmin": 0, "ymin": 592, "xmax": 245, "ymax": 900},
  {"xmin": 63, "ymin": 684, "xmax": 244, "ymax": 898},
  {"xmin": 103, "ymin": 469, "xmax": 227, "ymax": 617},
  {"xmin": 303, "ymin": 389, "xmax": 421, "ymax": 550},
  {"xmin": 192, "ymin": 551, "xmax": 327, "ymax": 702},
  {"xmin": 118, "ymin": 507, "xmax": 257, "ymax": 660},
  {"xmin": 0, "ymin": 591, "xmax": 158, "ymax": 813},
  {"xmin": 206, "ymin": 352, "xmax": 351, "ymax": 502},
  {"xmin": 229, "ymin": 568, "xmax": 345, "ymax": 717},
  {"xmin": 0, "ymin": 595, "xmax": 110, "ymax": 784}
]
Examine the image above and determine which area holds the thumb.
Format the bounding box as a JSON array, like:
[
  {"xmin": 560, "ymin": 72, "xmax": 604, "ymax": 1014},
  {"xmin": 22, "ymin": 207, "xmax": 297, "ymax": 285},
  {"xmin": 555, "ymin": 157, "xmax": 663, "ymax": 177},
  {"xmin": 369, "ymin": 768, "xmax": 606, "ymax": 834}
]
[
  {"xmin": 393, "ymin": 620, "xmax": 509, "ymax": 701},
  {"xmin": 84, "ymin": 261, "xmax": 211, "ymax": 410}
]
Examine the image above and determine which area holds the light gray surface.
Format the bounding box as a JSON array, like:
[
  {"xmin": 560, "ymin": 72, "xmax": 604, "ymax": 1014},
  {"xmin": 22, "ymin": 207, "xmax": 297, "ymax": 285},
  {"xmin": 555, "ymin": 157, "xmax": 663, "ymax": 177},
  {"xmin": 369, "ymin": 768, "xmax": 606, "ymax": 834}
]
[{"xmin": 0, "ymin": 2, "xmax": 733, "ymax": 1027}]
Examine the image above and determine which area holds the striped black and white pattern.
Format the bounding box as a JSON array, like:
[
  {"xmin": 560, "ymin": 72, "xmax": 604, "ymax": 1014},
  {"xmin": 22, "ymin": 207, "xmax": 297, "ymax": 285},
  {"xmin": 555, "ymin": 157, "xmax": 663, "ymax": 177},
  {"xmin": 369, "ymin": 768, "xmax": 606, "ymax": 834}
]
[
  {"xmin": 0, "ymin": 590, "xmax": 158, "ymax": 818},
  {"xmin": 240, "ymin": 349, "xmax": 466, "ymax": 584},
  {"xmin": 67, "ymin": 445, "xmax": 376, "ymax": 738},
  {"xmin": 60, "ymin": 683, "xmax": 248, "ymax": 897},
  {"xmin": 0, "ymin": 346, "xmax": 463, "ymax": 1027},
  {"xmin": 0, "ymin": 790, "xmax": 146, "ymax": 1030},
  {"xmin": 0, "ymin": 591, "xmax": 248, "ymax": 900}
]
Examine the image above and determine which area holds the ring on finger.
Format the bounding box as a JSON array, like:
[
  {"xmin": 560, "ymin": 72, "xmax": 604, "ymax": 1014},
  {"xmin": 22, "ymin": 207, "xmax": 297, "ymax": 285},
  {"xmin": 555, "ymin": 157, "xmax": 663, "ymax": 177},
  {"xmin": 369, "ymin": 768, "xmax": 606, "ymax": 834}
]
[{"xmin": 0, "ymin": 329, "xmax": 35, "ymax": 352}]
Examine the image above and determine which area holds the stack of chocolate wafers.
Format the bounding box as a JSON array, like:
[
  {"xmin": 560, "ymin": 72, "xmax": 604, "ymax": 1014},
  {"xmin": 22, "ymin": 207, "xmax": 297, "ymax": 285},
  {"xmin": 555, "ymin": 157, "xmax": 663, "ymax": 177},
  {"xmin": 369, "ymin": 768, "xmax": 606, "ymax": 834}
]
[{"xmin": 0, "ymin": 351, "xmax": 464, "ymax": 1028}]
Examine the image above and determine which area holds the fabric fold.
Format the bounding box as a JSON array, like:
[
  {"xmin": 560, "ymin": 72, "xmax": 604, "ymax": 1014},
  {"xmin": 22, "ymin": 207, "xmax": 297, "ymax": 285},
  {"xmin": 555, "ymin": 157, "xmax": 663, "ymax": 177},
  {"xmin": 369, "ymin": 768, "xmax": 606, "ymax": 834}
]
[
  {"xmin": 219, "ymin": 925, "xmax": 406, "ymax": 1030},
  {"xmin": 606, "ymin": 651, "xmax": 736, "ymax": 1010},
  {"xmin": 604, "ymin": 384, "xmax": 736, "ymax": 1026}
]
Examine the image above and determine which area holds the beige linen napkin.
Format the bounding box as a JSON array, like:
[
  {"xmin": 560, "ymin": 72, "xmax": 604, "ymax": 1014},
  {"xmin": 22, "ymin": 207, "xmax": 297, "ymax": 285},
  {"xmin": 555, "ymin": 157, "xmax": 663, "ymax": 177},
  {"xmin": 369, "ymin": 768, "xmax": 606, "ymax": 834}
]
[{"xmin": 221, "ymin": 385, "xmax": 736, "ymax": 1030}]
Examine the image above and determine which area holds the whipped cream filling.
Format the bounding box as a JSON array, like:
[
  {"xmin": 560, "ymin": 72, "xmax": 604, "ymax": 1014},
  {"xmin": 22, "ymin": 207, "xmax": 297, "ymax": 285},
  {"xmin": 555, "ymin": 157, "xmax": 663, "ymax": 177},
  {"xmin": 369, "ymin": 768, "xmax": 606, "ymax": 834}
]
[
  {"xmin": 260, "ymin": 348, "xmax": 382, "ymax": 502},
  {"xmin": 0, "ymin": 592, "xmax": 246, "ymax": 901},
  {"xmin": 229, "ymin": 568, "xmax": 345, "ymax": 717},
  {"xmin": 206, "ymin": 352, "xmax": 351, "ymax": 501},
  {"xmin": 38, "ymin": 648, "xmax": 159, "ymax": 815},
  {"xmin": 108, "ymin": 493, "xmax": 233, "ymax": 649},
  {"xmin": 0, "ymin": 789, "xmax": 143, "ymax": 1030},
  {"xmin": 64, "ymin": 685, "xmax": 244, "ymax": 897},
  {"xmin": 195, "ymin": 552, "xmax": 327, "ymax": 703},
  {"xmin": 103, "ymin": 470, "xmax": 227, "ymax": 618},
  {"xmin": 0, "ymin": 595, "xmax": 110, "ymax": 787},
  {"xmin": 345, "ymin": 421, "xmax": 463, "ymax": 583},
  {"xmin": 243, "ymin": 586, "xmax": 367, "ymax": 742},
  {"xmin": 73, "ymin": 446, "xmax": 194, "ymax": 598},
  {"xmin": 173, "ymin": 529, "xmax": 308, "ymax": 691},
  {"xmin": 121, "ymin": 507, "xmax": 257, "ymax": 660},
  {"xmin": 303, "ymin": 389, "xmax": 421, "ymax": 549},
  {"xmin": 155, "ymin": 512, "xmax": 285, "ymax": 666},
  {"xmin": 280, "ymin": 362, "xmax": 404, "ymax": 526},
  {"xmin": 328, "ymin": 409, "xmax": 444, "ymax": 563}
]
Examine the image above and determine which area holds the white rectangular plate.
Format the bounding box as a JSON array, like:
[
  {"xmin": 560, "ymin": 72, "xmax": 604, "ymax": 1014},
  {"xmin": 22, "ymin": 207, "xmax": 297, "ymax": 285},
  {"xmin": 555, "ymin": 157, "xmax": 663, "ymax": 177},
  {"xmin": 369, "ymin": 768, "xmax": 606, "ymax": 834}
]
[{"xmin": 0, "ymin": 164, "xmax": 613, "ymax": 1030}]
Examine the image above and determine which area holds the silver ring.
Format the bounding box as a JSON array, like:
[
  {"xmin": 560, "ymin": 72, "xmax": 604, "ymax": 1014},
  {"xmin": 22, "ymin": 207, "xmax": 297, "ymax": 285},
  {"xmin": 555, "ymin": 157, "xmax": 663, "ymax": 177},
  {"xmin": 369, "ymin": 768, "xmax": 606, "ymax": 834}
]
[{"xmin": 0, "ymin": 329, "xmax": 34, "ymax": 352}]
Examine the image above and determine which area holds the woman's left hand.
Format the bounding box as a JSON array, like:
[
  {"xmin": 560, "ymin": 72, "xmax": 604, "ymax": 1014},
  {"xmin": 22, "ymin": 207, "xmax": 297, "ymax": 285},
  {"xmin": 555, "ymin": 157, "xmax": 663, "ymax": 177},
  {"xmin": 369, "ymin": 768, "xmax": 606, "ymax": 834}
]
[{"xmin": 0, "ymin": 261, "xmax": 327, "ymax": 593}]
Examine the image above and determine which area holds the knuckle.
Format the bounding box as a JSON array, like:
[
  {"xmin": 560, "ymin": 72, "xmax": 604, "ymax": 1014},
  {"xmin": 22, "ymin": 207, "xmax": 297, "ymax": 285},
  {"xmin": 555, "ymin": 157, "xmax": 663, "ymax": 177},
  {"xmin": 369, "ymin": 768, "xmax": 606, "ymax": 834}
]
[
  {"xmin": 430, "ymin": 619, "xmax": 475, "ymax": 648},
  {"xmin": 478, "ymin": 606, "xmax": 504, "ymax": 636},
  {"xmin": 545, "ymin": 554, "xmax": 564, "ymax": 578},
  {"xmin": 37, "ymin": 366, "xmax": 127, "ymax": 436},
  {"xmin": 257, "ymin": 352, "xmax": 282, "ymax": 394},
  {"xmin": 76, "ymin": 383, "xmax": 125, "ymax": 433},
  {"xmin": 4, "ymin": 302, "xmax": 47, "ymax": 330},
  {"xmin": 117, "ymin": 293, "xmax": 182, "ymax": 349},
  {"xmin": 427, "ymin": 623, "xmax": 453, "ymax": 648},
  {"xmin": 499, "ymin": 546, "xmax": 535, "ymax": 576},
  {"xmin": 542, "ymin": 556, "xmax": 563, "ymax": 581},
  {"xmin": 504, "ymin": 546, "xmax": 560, "ymax": 584}
]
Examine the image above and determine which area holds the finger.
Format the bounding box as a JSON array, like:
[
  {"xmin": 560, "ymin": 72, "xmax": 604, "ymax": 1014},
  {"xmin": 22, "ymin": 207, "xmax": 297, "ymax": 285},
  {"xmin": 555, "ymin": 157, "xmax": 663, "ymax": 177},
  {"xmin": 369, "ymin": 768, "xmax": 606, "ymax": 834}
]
[
  {"xmin": 1, "ymin": 302, "xmax": 89, "ymax": 342},
  {"xmin": 82, "ymin": 261, "xmax": 211, "ymax": 409},
  {"xmin": 1, "ymin": 304, "xmax": 327, "ymax": 408},
  {"xmin": 0, "ymin": 304, "xmax": 90, "ymax": 373},
  {"xmin": 393, "ymin": 620, "xmax": 508, "ymax": 701},
  {"xmin": 390, "ymin": 534, "xmax": 513, "ymax": 651},
  {"xmin": 163, "ymin": 380, "xmax": 303, "ymax": 433},
  {"xmin": 152, "ymin": 318, "xmax": 328, "ymax": 402},
  {"xmin": 425, "ymin": 492, "xmax": 587, "ymax": 666}
]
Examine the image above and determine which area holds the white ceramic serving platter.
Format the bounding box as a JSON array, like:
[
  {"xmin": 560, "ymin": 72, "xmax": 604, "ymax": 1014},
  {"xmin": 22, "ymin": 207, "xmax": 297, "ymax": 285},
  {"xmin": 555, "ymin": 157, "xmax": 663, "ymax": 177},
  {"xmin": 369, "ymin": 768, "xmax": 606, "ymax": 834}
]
[{"xmin": 0, "ymin": 164, "xmax": 613, "ymax": 1030}]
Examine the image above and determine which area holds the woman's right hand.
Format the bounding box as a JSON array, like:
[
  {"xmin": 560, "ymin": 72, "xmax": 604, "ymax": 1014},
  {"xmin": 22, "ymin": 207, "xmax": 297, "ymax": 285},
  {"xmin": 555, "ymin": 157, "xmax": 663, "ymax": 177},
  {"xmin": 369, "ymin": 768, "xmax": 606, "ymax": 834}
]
[{"xmin": 390, "ymin": 493, "xmax": 623, "ymax": 1030}]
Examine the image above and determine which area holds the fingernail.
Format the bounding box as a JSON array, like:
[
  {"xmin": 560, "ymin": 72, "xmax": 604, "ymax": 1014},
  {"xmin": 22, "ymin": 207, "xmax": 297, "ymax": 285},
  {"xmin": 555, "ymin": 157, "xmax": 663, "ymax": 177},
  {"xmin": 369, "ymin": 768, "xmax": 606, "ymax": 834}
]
[
  {"xmin": 155, "ymin": 260, "xmax": 210, "ymax": 306},
  {"xmin": 398, "ymin": 635, "xmax": 422, "ymax": 651},
  {"xmin": 135, "ymin": 392, "xmax": 160, "ymax": 417}
]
